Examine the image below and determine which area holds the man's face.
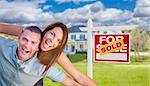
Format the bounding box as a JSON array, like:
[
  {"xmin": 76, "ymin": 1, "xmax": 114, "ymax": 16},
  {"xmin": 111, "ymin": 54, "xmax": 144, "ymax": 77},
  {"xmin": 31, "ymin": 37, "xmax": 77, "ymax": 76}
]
[{"xmin": 17, "ymin": 30, "xmax": 41, "ymax": 62}]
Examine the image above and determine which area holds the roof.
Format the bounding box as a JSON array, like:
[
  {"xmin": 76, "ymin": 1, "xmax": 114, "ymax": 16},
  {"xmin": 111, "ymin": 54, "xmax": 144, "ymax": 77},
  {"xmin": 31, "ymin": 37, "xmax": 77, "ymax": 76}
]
[{"xmin": 69, "ymin": 25, "xmax": 85, "ymax": 33}]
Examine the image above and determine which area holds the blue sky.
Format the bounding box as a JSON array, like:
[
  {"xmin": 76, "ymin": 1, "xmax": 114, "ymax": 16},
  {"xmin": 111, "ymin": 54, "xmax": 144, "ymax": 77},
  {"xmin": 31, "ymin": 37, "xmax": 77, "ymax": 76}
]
[
  {"xmin": 0, "ymin": 0, "xmax": 149, "ymax": 28},
  {"xmin": 39, "ymin": 0, "xmax": 136, "ymax": 13}
]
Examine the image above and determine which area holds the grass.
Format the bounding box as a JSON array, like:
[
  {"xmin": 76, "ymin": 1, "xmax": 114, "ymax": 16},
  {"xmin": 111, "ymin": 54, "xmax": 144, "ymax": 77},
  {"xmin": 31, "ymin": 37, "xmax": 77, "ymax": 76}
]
[
  {"xmin": 93, "ymin": 63, "xmax": 150, "ymax": 86},
  {"xmin": 44, "ymin": 54, "xmax": 150, "ymax": 86}
]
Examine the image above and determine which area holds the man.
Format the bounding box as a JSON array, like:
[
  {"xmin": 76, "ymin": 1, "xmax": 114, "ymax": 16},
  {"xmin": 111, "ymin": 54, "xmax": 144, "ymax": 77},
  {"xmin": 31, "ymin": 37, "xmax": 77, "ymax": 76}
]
[{"xmin": 0, "ymin": 26, "xmax": 79, "ymax": 86}]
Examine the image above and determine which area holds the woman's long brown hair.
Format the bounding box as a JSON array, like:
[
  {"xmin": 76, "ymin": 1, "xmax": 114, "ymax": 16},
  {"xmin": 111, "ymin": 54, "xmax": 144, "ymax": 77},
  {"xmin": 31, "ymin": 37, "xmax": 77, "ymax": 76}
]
[{"xmin": 37, "ymin": 22, "xmax": 68, "ymax": 73}]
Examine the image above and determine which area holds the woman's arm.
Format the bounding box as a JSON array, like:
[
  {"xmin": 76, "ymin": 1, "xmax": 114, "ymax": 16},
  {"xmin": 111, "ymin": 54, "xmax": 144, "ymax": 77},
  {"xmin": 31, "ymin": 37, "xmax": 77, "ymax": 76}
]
[
  {"xmin": 0, "ymin": 23, "xmax": 24, "ymax": 36},
  {"xmin": 62, "ymin": 76, "xmax": 81, "ymax": 86},
  {"xmin": 57, "ymin": 52, "xmax": 97, "ymax": 86}
]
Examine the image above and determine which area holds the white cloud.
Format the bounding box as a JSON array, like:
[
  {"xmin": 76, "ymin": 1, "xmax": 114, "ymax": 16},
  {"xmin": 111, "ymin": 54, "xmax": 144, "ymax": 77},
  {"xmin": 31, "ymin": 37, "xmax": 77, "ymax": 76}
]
[
  {"xmin": 55, "ymin": 0, "xmax": 96, "ymax": 4},
  {"xmin": 52, "ymin": 1, "xmax": 133, "ymax": 26},
  {"xmin": 132, "ymin": 0, "xmax": 150, "ymax": 31},
  {"xmin": 127, "ymin": 17, "xmax": 150, "ymax": 31},
  {"xmin": 96, "ymin": 8, "xmax": 132, "ymax": 21},
  {"xmin": 52, "ymin": 1, "xmax": 104, "ymax": 26},
  {"xmin": 0, "ymin": 0, "xmax": 54, "ymax": 28},
  {"xmin": 13, "ymin": 0, "xmax": 47, "ymax": 3},
  {"xmin": 43, "ymin": 5, "xmax": 52, "ymax": 10},
  {"xmin": 35, "ymin": 0, "xmax": 47, "ymax": 3},
  {"xmin": 134, "ymin": 0, "xmax": 150, "ymax": 17},
  {"xmin": 123, "ymin": 0, "xmax": 134, "ymax": 2}
]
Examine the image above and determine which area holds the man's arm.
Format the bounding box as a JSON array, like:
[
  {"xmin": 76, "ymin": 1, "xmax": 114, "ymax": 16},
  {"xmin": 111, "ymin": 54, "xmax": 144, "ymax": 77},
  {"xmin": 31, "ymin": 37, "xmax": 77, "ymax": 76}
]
[
  {"xmin": 0, "ymin": 23, "xmax": 23, "ymax": 36},
  {"xmin": 57, "ymin": 52, "xmax": 97, "ymax": 86}
]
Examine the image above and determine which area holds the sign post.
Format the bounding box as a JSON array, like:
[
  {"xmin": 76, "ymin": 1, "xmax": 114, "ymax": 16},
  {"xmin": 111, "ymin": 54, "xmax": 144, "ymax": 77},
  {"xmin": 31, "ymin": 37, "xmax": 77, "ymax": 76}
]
[{"xmin": 87, "ymin": 18, "xmax": 93, "ymax": 78}]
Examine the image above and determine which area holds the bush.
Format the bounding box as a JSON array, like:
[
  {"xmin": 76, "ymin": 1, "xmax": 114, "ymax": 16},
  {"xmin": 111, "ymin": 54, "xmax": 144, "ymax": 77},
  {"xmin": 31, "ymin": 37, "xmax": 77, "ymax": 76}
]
[{"xmin": 130, "ymin": 55, "xmax": 150, "ymax": 63}]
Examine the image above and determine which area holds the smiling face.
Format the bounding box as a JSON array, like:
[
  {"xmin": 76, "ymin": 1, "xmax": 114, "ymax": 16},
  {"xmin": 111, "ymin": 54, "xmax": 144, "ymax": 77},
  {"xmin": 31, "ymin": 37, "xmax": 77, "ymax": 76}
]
[
  {"xmin": 40, "ymin": 27, "xmax": 63, "ymax": 51},
  {"xmin": 37, "ymin": 22, "xmax": 68, "ymax": 67},
  {"xmin": 17, "ymin": 30, "xmax": 41, "ymax": 62}
]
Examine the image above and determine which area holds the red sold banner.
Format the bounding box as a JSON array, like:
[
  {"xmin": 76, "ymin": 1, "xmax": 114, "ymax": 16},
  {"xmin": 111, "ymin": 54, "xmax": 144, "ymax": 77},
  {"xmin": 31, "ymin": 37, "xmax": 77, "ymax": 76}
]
[{"xmin": 94, "ymin": 34, "xmax": 130, "ymax": 63}]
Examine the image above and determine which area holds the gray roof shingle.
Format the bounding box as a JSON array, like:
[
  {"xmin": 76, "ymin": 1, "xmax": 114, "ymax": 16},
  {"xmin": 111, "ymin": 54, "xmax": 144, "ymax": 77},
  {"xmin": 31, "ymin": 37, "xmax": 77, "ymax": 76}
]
[{"xmin": 69, "ymin": 25, "xmax": 85, "ymax": 33}]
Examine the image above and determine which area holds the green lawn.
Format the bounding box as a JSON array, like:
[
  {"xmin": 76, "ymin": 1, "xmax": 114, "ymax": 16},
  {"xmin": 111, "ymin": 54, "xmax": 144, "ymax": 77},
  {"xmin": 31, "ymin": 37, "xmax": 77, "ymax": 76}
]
[{"xmin": 44, "ymin": 54, "xmax": 150, "ymax": 86}]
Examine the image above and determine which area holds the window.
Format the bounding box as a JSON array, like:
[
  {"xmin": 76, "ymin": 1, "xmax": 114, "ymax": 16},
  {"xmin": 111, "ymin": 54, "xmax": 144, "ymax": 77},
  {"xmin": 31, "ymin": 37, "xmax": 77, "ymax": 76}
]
[
  {"xmin": 103, "ymin": 31, "xmax": 108, "ymax": 34},
  {"xmin": 71, "ymin": 45, "xmax": 75, "ymax": 52},
  {"xmin": 65, "ymin": 45, "xmax": 68, "ymax": 50},
  {"xmin": 71, "ymin": 35, "xmax": 76, "ymax": 40},
  {"xmin": 80, "ymin": 44, "xmax": 83, "ymax": 51},
  {"xmin": 80, "ymin": 34, "xmax": 85, "ymax": 40}
]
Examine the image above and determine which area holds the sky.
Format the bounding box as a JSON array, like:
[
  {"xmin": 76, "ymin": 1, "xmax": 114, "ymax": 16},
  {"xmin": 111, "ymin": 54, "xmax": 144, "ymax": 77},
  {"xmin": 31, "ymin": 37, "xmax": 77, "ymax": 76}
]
[{"xmin": 0, "ymin": 0, "xmax": 150, "ymax": 30}]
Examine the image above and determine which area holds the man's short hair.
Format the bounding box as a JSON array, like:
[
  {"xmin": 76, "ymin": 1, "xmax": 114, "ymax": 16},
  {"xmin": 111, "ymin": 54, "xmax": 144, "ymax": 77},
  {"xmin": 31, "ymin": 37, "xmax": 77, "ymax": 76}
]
[
  {"xmin": 22, "ymin": 26, "xmax": 42, "ymax": 40},
  {"xmin": 23, "ymin": 26, "xmax": 42, "ymax": 34}
]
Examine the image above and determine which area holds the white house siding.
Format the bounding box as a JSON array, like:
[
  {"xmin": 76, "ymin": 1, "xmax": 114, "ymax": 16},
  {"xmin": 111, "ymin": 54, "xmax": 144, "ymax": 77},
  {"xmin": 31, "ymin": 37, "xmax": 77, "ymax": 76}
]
[{"xmin": 65, "ymin": 32, "xmax": 87, "ymax": 54}]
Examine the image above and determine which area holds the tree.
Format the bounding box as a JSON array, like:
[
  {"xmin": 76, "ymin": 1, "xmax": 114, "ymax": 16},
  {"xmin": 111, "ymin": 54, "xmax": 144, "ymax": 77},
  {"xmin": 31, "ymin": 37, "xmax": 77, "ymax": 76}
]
[{"xmin": 130, "ymin": 29, "xmax": 149, "ymax": 56}]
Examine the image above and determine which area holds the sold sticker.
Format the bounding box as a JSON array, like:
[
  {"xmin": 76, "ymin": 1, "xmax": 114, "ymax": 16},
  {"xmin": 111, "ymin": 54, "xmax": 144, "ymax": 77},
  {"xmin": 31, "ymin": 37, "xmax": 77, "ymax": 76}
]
[{"xmin": 97, "ymin": 39, "xmax": 124, "ymax": 55}]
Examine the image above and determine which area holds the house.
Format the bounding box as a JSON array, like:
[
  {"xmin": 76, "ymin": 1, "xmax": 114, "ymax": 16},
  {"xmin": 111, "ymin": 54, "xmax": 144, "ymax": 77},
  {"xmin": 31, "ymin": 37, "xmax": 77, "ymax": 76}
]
[{"xmin": 64, "ymin": 25, "xmax": 87, "ymax": 54}]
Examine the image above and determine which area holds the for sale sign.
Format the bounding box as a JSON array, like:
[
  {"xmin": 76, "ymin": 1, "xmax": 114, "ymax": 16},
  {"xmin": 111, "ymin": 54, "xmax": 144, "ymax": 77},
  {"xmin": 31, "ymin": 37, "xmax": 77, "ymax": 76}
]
[{"xmin": 94, "ymin": 34, "xmax": 130, "ymax": 63}]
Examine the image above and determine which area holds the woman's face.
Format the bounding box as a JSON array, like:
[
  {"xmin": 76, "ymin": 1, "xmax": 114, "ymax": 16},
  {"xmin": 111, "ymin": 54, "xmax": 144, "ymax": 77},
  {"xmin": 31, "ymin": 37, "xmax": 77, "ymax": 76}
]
[{"xmin": 40, "ymin": 27, "xmax": 63, "ymax": 51}]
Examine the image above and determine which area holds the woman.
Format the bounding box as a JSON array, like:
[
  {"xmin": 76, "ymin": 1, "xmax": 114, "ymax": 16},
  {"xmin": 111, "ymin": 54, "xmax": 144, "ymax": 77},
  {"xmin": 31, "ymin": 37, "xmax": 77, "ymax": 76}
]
[{"xmin": 0, "ymin": 22, "xmax": 97, "ymax": 86}]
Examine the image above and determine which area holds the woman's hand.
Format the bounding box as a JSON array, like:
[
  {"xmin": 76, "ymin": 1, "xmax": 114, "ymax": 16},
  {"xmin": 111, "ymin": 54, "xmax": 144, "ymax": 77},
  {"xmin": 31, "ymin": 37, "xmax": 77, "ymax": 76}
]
[{"xmin": 62, "ymin": 76, "xmax": 82, "ymax": 86}]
